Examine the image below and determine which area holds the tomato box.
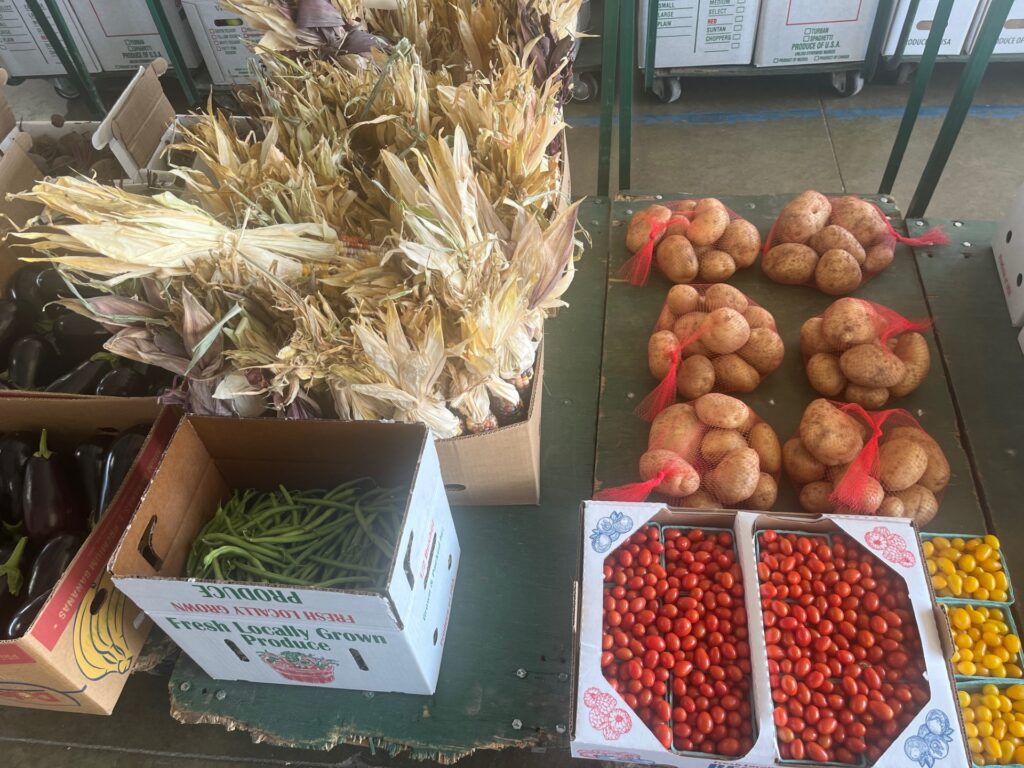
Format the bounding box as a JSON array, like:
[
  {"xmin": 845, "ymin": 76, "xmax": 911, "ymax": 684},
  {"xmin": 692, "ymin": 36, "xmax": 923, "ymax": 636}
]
[
  {"xmin": 109, "ymin": 416, "xmax": 460, "ymax": 695},
  {"xmin": 571, "ymin": 501, "xmax": 969, "ymax": 767}
]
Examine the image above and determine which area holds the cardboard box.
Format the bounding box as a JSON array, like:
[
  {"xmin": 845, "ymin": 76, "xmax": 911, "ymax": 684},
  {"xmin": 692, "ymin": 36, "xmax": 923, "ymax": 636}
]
[
  {"xmin": 637, "ymin": 0, "xmax": 762, "ymax": 69},
  {"xmin": 966, "ymin": 0, "xmax": 1024, "ymax": 54},
  {"xmin": 0, "ymin": 399, "xmax": 177, "ymax": 714},
  {"xmin": 883, "ymin": 0, "xmax": 981, "ymax": 57},
  {"xmin": 571, "ymin": 501, "xmax": 969, "ymax": 766},
  {"xmin": 110, "ymin": 417, "xmax": 460, "ymax": 695},
  {"xmin": 0, "ymin": 0, "xmax": 100, "ymax": 77},
  {"xmin": 753, "ymin": 0, "xmax": 884, "ymax": 66},
  {"xmin": 993, "ymin": 183, "xmax": 1024, "ymax": 326},
  {"xmin": 181, "ymin": 0, "xmax": 260, "ymax": 85},
  {"xmin": 69, "ymin": 0, "xmax": 201, "ymax": 73}
]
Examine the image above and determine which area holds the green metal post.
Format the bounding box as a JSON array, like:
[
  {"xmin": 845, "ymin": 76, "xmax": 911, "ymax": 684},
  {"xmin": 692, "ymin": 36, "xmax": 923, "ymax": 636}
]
[
  {"xmin": 907, "ymin": 0, "xmax": 1013, "ymax": 217},
  {"xmin": 644, "ymin": 0, "xmax": 659, "ymax": 91},
  {"xmin": 863, "ymin": 0, "xmax": 897, "ymax": 81},
  {"xmin": 597, "ymin": 0, "xmax": 621, "ymax": 197},
  {"xmin": 879, "ymin": 0, "xmax": 954, "ymax": 195},
  {"xmin": 145, "ymin": 0, "xmax": 200, "ymax": 106},
  {"xmin": 887, "ymin": 0, "xmax": 923, "ymax": 70},
  {"xmin": 618, "ymin": 0, "xmax": 634, "ymax": 190},
  {"xmin": 25, "ymin": 0, "xmax": 105, "ymax": 116}
]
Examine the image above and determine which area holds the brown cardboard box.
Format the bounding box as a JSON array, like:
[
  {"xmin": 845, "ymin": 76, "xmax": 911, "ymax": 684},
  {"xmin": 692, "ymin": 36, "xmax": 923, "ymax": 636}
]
[{"xmin": 0, "ymin": 398, "xmax": 178, "ymax": 714}]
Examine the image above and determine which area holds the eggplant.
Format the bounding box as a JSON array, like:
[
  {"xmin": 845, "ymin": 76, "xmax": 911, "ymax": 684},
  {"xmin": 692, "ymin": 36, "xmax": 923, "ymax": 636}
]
[
  {"xmin": 45, "ymin": 358, "xmax": 112, "ymax": 394},
  {"xmin": 0, "ymin": 300, "xmax": 34, "ymax": 363},
  {"xmin": 96, "ymin": 429, "xmax": 147, "ymax": 521},
  {"xmin": 94, "ymin": 367, "xmax": 148, "ymax": 398},
  {"xmin": 0, "ymin": 433, "xmax": 33, "ymax": 526},
  {"xmin": 8, "ymin": 335, "xmax": 61, "ymax": 389},
  {"xmin": 52, "ymin": 313, "xmax": 109, "ymax": 365},
  {"xmin": 25, "ymin": 532, "xmax": 83, "ymax": 599},
  {"xmin": 21, "ymin": 430, "xmax": 86, "ymax": 544},
  {"xmin": 35, "ymin": 268, "xmax": 71, "ymax": 305},
  {"xmin": 74, "ymin": 434, "xmax": 113, "ymax": 525},
  {"xmin": 6, "ymin": 267, "xmax": 43, "ymax": 309},
  {"xmin": 2, "ymin": 592, "xmax": 47, "ymax": 640}
]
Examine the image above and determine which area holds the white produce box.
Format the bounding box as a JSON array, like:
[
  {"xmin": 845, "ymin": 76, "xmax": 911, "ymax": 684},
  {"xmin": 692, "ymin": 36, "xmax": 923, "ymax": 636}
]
[
  {"xmin": 637, "ymin": 0, "xmax": 761, "ymax": 69},
  {"xmin": 753, "ymin": 0, "xmax": 883, "ymax": 66},
  {"xmin": 966, "ymin": 0, "xmax": 1024, "ymax": 54},
  {"xmin": 994, "ymin": 183, "xmax": 1024, "ymax": 326},
  {"xmin": 883, "ymin": 0, "xmax": 981, "ymax": 57}
]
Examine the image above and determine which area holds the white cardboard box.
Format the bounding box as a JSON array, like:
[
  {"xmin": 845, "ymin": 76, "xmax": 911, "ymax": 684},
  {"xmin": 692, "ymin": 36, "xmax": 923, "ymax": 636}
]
[
  {"xmin": 637, "ymin": 0, "xmax": 761, "ymax": 69},
  {"xmin": 0, "ymin": 0, "xmax": 100, "ymax": 76},
  {"xmin": 993, "ymin": 183, "xmax": 1024, "ymax": 326},
  {"xmin": 883, "ymin": 0, "xmax": 981, "ymax": 57},
  {"xmin": 966, "ymin": 0, "xmax": 1024, "ymax": 54},
  {"xmin": 571, "ymin": 501, "xmax": 969, "ymax": 767},
  {"xmin": 753, "ymin": 0, "xmax": 883, "ymax": 66},
  {"xmin": 69, "ymin": 0, "xmax": 201, "ymax": 72},
  {"xmin": 111, "ymin": 417, "xmax": 460, "ymax": 695},
  {"xmin": 181, "ymin": 0, "xmax": 260, "ymax": 85}
]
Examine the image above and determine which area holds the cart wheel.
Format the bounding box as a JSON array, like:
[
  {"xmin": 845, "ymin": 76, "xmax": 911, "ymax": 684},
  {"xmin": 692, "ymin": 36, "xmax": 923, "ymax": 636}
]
[
  {"xmin": 570, "ymin": 72, "xmax": 599, "ymax": 102},
  {"xmin": 896, "ymin": 63, "xmax": 916, "ymax": 86},
  {"xmin": 52, "ymin": 76, "xmax": 80, "ymax": 100},
  {"xmin": 651, "ymin": 77, "xmax": 682, "ymax": 104},
  {"xmin": 5, "ymin": 76, "xmax": 25, "ymax": 86},
  {"xmin": 831, "ymin": 71, "xmax": 865, "ymax": 98}
]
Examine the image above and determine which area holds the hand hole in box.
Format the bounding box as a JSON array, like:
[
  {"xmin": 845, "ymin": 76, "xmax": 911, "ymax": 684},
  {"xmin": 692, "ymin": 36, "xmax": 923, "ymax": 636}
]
[
  {"xmin": 224, "ymin": 639, "xmax": 249, "ymax": 662},
  {"xmin": 433, "ymin": 628, "xmax": 438, "ymax": 646},
  {"xmin": 403, "ymin": 531, "xmax": 415, "ymax": 589},
  {"xmin": 448, "ymin": 553, "xmax": 453, "ymax": 570},
  {"xmin": 1017, "ymin": 273, "xmax": 1022, "ymax": 288},
  {"xmin": 349, "ymin": 648, "xmax": 369, "ymax": 671},
  {"xmin": 1008, "ymin": 230, "xmax": 1014, "ymax": 244},
  {"xmin": 89, "ymin": 588, "xmax": 108, "ymax": 615},
  {"xmin": 139, "ymin": 516, "xmax": 164, "ymax": 571},
  {"xmin": 444, "ymin": 483, "xmax": 467, "ymax": 492},
  {"xmin": 214, "ymin": 17, "xmax": 243, "ymax": 26}
]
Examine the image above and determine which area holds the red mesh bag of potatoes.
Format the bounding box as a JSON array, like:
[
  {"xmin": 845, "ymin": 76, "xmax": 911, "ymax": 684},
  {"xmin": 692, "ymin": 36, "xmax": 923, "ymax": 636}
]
[
  {"xmin": 621, "ymin": 198, "xmax": 762, "ymax": 287},
  {"xmin": 783, "ymin": 398, "xmax": 950, "ymax": 524},
  {"xmin": 801, "ymin": 298, "xmax": 933, "ymax": 407},
  {"xmin": 640, "ymin": 284, "xmax": 784, "ymax": 420},
  {"xmin": 761, "ymin": 191, "xmax": 948, "ymax": 295},
  {"xmin": 596, "ymin": 394, "xmax": 782, "ymax": 511}
]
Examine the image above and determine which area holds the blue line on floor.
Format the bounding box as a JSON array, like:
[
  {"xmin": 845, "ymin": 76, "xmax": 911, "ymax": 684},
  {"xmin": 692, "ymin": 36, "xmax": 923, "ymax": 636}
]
[{"xmin": 566, "ymin": 103, "xmax": 1024, "ymax": 127}]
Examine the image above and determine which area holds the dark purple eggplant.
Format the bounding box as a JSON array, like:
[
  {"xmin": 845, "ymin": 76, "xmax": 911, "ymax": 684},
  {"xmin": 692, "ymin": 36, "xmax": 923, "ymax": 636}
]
[
  {"xmin": 0, "ymin": 300, "xmax": 34, "ymax": 363},
  {"xmin": 96, "ymin": 429, "xmax": 147, "ymax": 522},
  {"xmin": 6, "ymin": 267, "xmax": 43, "ymax": 309},
  {"xmin": 22, "ymin": 430, "xmax": 86, "ymax": 544},
  {"xmin": 52, "ymin": 313, "xmax": 109, "ymax": 365},
  {"xmin": 35, "ymin": 268, "xmax": 70, "ymax": 305},
  {"xmin": 45, "ymin": 358, "xmax": 112, "ymax": 394},
  {"xmin": 2, "ymin": 592, "xmax": 47, "ymax": 640},
  {"xmin": 74, "ymin": 434, "xmax": 113, "ymax": 526},
  {"xmin": 94, "ymin": 367, "xmax": 148, "ymax": 398},
  {"xmin": 8, "ymin": 335, "xmax": 61, "ymax": 389},
  {"xmin": 0, "ymin": 433, "xmax": 33, "ymax": 526},
  {"xmin": 25, "ymin": 532, "xmax": 83, "ymax": 599}
]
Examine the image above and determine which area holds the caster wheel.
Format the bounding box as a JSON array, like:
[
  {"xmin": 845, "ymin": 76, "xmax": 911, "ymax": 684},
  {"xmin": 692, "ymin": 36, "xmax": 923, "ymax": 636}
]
[
  {"xmin": 651, "ymin": 76, "xmax": 682, "ymax": 104},
  {"xmin": 831, "ymin": 71, "xmax": 865, "ymax": 97},
  {"xmin": 52, "ymin": 76, "xmax": 80, "ymax": 100},
  {"xmin": 5, "ymin": 76, "xmax": 25, "ymax": 86},
  {"xmin": 570, "ymin": 72, "xmax": 599, "ymax": 102},
  {"xmin": 896, "ymin": 63, "xmax": 916, "ymax": 86}
]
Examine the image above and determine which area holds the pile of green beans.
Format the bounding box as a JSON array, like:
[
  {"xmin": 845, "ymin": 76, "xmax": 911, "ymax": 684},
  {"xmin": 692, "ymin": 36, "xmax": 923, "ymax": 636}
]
[{"xmin": 186, "ymin": 480, "xmax": 405, "ymax": 589}]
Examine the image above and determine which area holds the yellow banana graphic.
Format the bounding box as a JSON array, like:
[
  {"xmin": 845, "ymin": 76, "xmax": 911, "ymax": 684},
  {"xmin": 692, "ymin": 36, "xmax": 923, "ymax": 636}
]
[{"xmin": 73, "ymin": 573, "xmax": 133, "ymax": 681}]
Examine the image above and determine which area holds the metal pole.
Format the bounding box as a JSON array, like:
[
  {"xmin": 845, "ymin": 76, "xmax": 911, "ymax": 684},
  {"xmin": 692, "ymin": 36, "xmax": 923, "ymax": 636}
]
[
  {"xmin": 145, "ymin": 0, "xmax": 200, "ymax": 105},
  {"xmin": 888, "ymin": 0, "xmax": 923, "ymax": 70},
  {"xmin": 879, "ymin": 0, "xmax": 955, "ymax": 195},
  {"xmin": 618, "ymin": 0, "xmax": 634, "ymax": 191},
  {"xmin": 597, "ymin": 0, "xmax": 621, "ymax": 197},
  {"xmin": 643, "ymin": 0, "xmax": 659, "ymax": 91},
  {"xmin": 863, "ymin": 0, "xmax": 898, "ymax": 81},
  {"xmin": 907, "ymin": 0, "xmax": 1013, "ymax": 217},
  {"xmin": 25, "ymin": 0, "xmax": 105, "ymax": 116}
]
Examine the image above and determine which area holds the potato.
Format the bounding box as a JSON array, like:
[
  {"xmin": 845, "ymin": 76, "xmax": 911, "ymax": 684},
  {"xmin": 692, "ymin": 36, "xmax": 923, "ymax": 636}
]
[
  {"xmin": 673, "ymin": 312, "xmax": 709, "ymax": 355},
  {"xmin": 737, "ymin": 328, "xmax": 784, "ymax": 376},
  {"xmin": 716, "ymin": 219, "xmax": 761, "ymax": 268},
  {"xmin": 688, "ymin": 198, "xmax": 730, "ymax": 246},
  {"xmin": 858, "ymin": 476, "xmax": 886, "ymax": 514},
  {"xmin": 864, "ymin": 243, "xmax": 895, "ymax": 274},
  {"xmin": 826, "ymin": 461, "xmax": 852, "ymax": 484},
  {"xmin": 626, "ymin": 204, "xmax": 672, "ymax": 252},
  {"xmin": 749, "ymin": 422, "xmax": 781, "ymax": 474},
  {"xmin": 783, "ymin": 438, "xmax": 826, "ymax": 484},
  {"xmin": 814, "ymin": 249, "xmax": 863, "ymax": 295},
  {"xmin": 799, "ymin": 480, "xmax": 835, "ymax": 514},
  {"xmin": 763, "ymin": 243, "xmax": 818, "ymax": 285},
  {"xmin": 839, "ymin": 343, "xmax": 906, "ymax": 388},
  {"xmin": 844, "ymin": 383, "xmax": 890, "ymax": 408},
  {"xmin": 655, "ymin": 235, "xmax": 699, "ymax": 283},
  {"xmin": 677, "ymin": 355, "xmax": 716, "ymax": 400},
  {"xmin": 705, "ymin": 447, "xmax": 760, "ymax": 504},
  {"xmin": 821, "ymin": 298, "xmax": 879, "ymax": 348},
  {"xmin": 745, "ymin": 473, "xmax": 778, "ymax": 511},
  {"xmin": 800, "ymin": 317, "xmax": 834, "ymax": 356},
  {"xmin": 700, "ymin": 429, "xmax": 749, "ymax": 462},
  {"xmin": 829, "ymin": 196, "xmax": 888, "ymax": 246},
  {"xmin": 888, "ymin": 333, "xmax": 930, "ymax": 398},
  {"xmin": 668, "ymin": 199, "xmax": 698, "ymax": 215},
  {"xmin": 712, "ymin": 354, "xmax": 760, "ymax": 393},
  {"xmin": 744, "ymin": 306, "xmax": 775, "ymax": 330},
  {"xmin": 806, "ymin": 353, "xmax": 846, "ymax": 397},
  {"xmin": 775, "ymin": 191, "xmax": 831, "ymax": 244},
  {"xmin": 878, "ymin": 438, "xmax": 928, "ymax": 491},
  {"xmin": 799, "ymin": 399, "xmax": 864, "ymax": 466},
  {"xmin": 878, "ymin": 496, "xmax": 906, "ymax": 517},
  {"xmin": 808, "ymin": 225, "xmax": 866, "ymax": 265},
  {"xmin": 648, "ymin": 330, "xmax": 679, "ymax": 379},
  {"xmin": 666, "ymin": 284, "xmax": 701, "ymax": 315},
  {"xmin": 649, "ymin": 404, "xmax": 703, "ymax": 462},
  {"xmin": 702, "ymin": 307, "xmax": 751, "ymax": 354},
  {"xmin": 704, "ymin": 283, "xmax": 749, "ymax": 313},
  {"xmin": 695, "ymin": 393, "xmax": 750, "ymax": 430},
  {"xmin": 894, "ymin": 484, "xmax": 939, "ymax": 526},
  {"xmin": 887, "ymin": 427, "xmax": 950, "ymax": 493},
  {"xmin": 829, "ymin": 468, "xmax": 885, "ymax": 514},
  {"xmin": 640, "ymin": 449, "xmax": 700, "ymax": 497},
  {"xmin": 664, "ymin": 216, "xmax": 691, "ymax": 238},
  {"xmin": 655, "ymin": 304, "xmax": 677, "ymax": 332},
  {"xmin": 697, "ymin": 250, "xmax": 737, "ymax": 282},
  {"xmin": 680, "ymin": 489, "xmax": 719, "ymax": 510}
]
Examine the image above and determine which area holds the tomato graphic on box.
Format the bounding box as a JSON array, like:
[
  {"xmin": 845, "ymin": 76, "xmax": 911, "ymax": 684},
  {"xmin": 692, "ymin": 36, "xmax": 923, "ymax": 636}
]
[{"xmin": 259, "ymin": 651, "xmax": 338, "ymax": 684}]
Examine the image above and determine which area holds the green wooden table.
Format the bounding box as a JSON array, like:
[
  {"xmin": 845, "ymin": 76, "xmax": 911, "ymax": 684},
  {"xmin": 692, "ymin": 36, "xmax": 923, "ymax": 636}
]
[{"xmin": 0, "ymin": 196, "xmax": 1020, "ymax": 767}]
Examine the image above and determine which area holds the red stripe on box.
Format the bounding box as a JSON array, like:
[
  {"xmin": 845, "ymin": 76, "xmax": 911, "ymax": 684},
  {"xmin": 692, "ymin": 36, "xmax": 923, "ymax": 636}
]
[
  {"xmin": 31, "ymin": 409, "xmax": 178, "ymax": 651},
  {"xmin": 0, "ymin": 645, "xmax": 35, "ymax": 665}
]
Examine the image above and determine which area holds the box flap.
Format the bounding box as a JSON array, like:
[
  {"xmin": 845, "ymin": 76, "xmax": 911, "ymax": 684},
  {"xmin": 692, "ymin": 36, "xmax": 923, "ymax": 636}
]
[
  {"xmin": 0, "ymin": 70, "xmax": 15, "ymax": 141},
  {"xmin": 0, "ymin": 132, "xmax": 44, "ymax": 232}
]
